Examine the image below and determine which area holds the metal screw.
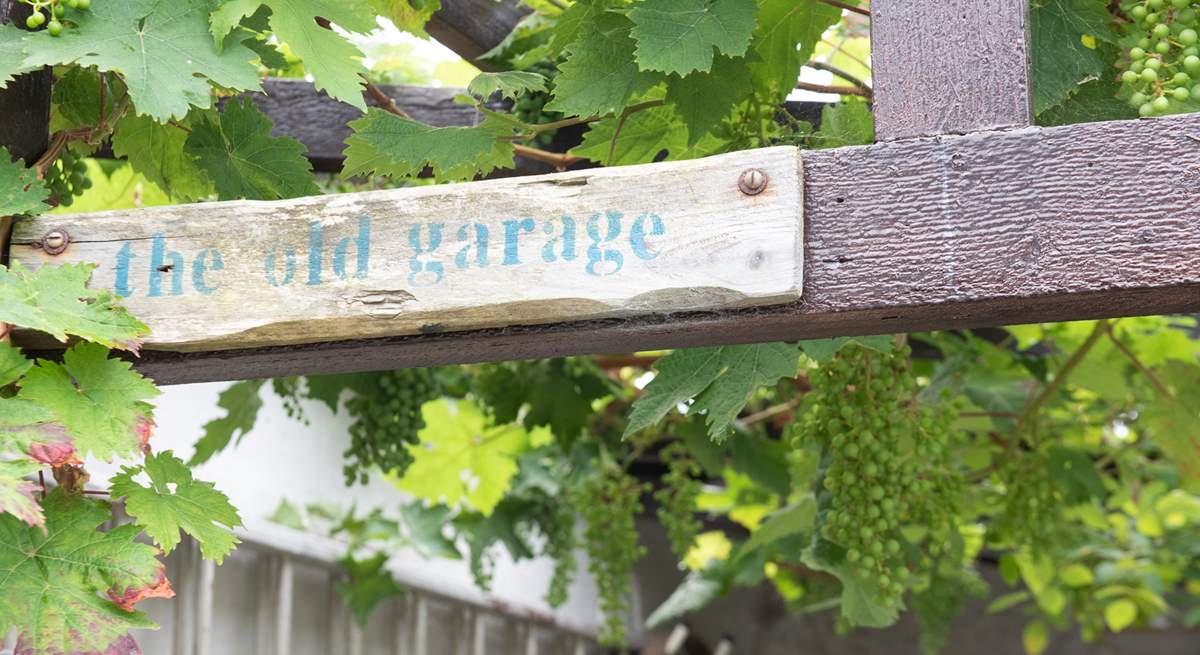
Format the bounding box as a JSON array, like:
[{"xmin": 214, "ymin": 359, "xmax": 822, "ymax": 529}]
[
  {"xmin": 42, "ymin": 229, "xmax": 69, "ymax": 255},
  {"xmin": 738, "ymin": 168, "xmax": 768, "ymax": 195}
]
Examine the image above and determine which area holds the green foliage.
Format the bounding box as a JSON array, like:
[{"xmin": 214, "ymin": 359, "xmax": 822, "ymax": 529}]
[
  {"xmin": 191, "ymin": 379, "xmax": 265, "ymax": 465},
  {"xmin": 336, "ymin": 553, "xmax": 406, "ymax": 627},
  {"xmin": 111, "ymin": 451, "xmax": 242, "ymax": 562},
  {"xmin": 0, "ymin": 262, "xmax": 149, "ymax": 351},
  {"xmin": 184, "ymin": 98, "xmax": 318, "ymax": 200},
  {"xmin": 547, "ymin": 13, "xmax": 661, "ymax": 117},
  {"xmin": 112, "ymin": 112, "xmax": 212, "ymax": 201},
  {"xmin": 0, "ymin": 146, "xmax": 49, "ymax": 216},
  {"xmin": 343, "ymin": 109, "xmax": 514, "ymax": 181},
  {"xmin": 811, "ymin": 98, "xmax": 874, "ymax": 148},
  {"xmin": 1030, "ymin": 0, "xmax": 1114, "ymax": 115},
  {"xmin": 625, "ymin": 343, "xmax": 801, "ymax": 441},
  {"xmin": 627, "ymin": 0, "xmax": 757, "ymax": 76},
  {"xmin": 0, "ymin": 0, "xmax": 262, "ymax": 120},
  {"xmin": 750, "ymin": 0, "xmax": 842, "ymax": 98},
  {"xmin": 467, "ymin": 70, "xmax": 548, "ymax": 100},
  {"xmin": 0, "ymin": 490, "xmax": 165, "ymax": 655}
]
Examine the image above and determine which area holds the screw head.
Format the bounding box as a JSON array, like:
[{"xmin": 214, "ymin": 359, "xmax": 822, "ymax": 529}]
[
  {"xmin": 42, "ymin": 229, "xmax": 69, "ymax": 255},
  {"xmin": 738, "ymin": 168, "xmax": 768, "ymax": 195}
]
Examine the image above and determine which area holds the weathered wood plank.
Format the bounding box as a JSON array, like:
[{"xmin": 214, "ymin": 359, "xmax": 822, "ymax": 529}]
[
  {"xmin": 871, "ymin": 0, "xmax": 1032, "ymax": 140},
  {"xmin": 58, "ymin": 112, "xmax": 1199, "ymax": 385},
  {"xmin": 11, "ymin": 148, "xmax": 805, "ymax": 351}
]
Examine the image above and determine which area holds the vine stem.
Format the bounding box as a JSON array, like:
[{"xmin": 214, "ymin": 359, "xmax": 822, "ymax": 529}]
[
  {"xmin": 795, "ymin": 80, "xmax": 872, "ymax": 97},
  {"xmin": 1018, "ymin": 319, "xmax": 1109, "ymax": 428},
  {"xmin": 806, "ymin": 60, "xmax": 873, "ymax": 97},
  {"xmin": 1105, "ymin": 324, "xmax": 1172, "ymax": 398},
  {"xmin": 819, "ymin": 0, "xmax": 870, "ymax": 17}
]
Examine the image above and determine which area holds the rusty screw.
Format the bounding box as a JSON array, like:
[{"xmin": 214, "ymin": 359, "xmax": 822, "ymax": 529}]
[
  {"xmin": 738, "ymin": 168, "xmax": 768, "ymax": 195},
  {"xmin": 42, "ymin": 229, "xmax": 69, "ymax": 255}
]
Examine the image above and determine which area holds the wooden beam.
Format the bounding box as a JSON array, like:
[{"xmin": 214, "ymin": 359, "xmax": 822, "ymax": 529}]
[
  {"xmin": 15, "ymin": 112, "xmax": 1196, "ymax": 385},
  {"xmin": 0, "ymin": 1, "xmax": 51, "ymax": 165},
  {"xmin": 870, "ymin": 0, "xmax": 1032, "ymax": 140},
  {"xmin": 426, "ymin": 0, "xmax": 532, "ymax": 70},
  {"xmin": 11, "ymin": 148, "xmax": 804, "ymax": 351}
]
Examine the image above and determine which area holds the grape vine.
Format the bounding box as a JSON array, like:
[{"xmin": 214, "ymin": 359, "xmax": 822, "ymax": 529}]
[
  {"xmin": 1119, "ymin": 0, "xmax": 1200, "ymax": 115},
  {"xmin": 342, "ymin": 368, "xmax": 441, "ymax": 485}
]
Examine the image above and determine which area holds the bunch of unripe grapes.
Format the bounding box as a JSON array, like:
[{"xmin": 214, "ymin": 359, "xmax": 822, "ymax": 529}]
[
  {"xmin": 22, "ymin": 0, "xmax": 91, "ymax": 36},
  {"xmin": 798, "ymin": 343, "xmax": 960, "ymax": 608},
  {"xmin": 995, "ymin": 454, "xmax": 1063, "ymax": 548},
  {"xmin": 341, "ymin": 368, "xmax": 440, "ymax": 485},
  {"xmin": 511, "ymin": 61, "xmax": 563, "ymax": 147},
  {"xmin": 43, "ymin": 149, "xmax": 91, "ymax": 207},
  {"xmin": 1120, "ymin": 0, "xmax": 1200, "ymax": 116},
  {"xmin": 576, "ymin": 466, "xmax": 648, "ymax": 646},
  {"xmin": 539, "ymin": 497, "xmax": 578, "ymax": 609},
  {"xmin": 654, "ymin": 442, "xmax": 702, "ymax": 559}
]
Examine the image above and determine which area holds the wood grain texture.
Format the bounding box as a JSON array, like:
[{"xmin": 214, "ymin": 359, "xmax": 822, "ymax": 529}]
[
  {"xmin": 64, "ymin": 112, "xmax": 1200, "ymax": 385},
  {"xmin": 871, "ymin": 0, "xmax": 1032, "ymax": 140},
  {"xmin": 11, "ymin": 147, "xmax": 804, "ymax": 351},
  {"xmin": 426, "ymin": 0, "xmax": 532, "ymax": 70},
  {"xmin": 0, "ymin": 0, "xmax": 51, "ymax": 164}
]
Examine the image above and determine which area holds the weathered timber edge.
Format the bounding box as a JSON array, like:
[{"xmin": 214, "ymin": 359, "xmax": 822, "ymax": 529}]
[{"xmin": 40, "ymin": 111, "xmax": 1199, "ymax": 384}]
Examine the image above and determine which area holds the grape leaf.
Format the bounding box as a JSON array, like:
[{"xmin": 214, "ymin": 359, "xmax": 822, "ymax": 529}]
[
  {"xmin": 184, "ymin": 98, "xmax": 319, "ymax": 200},
  {"xmin": 0, "ymin": 0, "xmax": 261, "ymax": 121},
  {"xmin": 628, "ymin": 0, "xmax": 757, "ymax": 76},
  {"xmin": 0, "ymin": 398, "xmax": 77, "ymax": 468},
  {"xmin": 666, "ymin": 55, "xmax": 754, "ymax": 144},
  {"xmin": 0, "ymin": 146, "xmax": 48, "ymax": 217},
  {"xmin": 395, "ymin": 399, "xmax": 546, "ymax": 515},
  {"xmin": 17, "ymin": 343, "xmax": 159, "ymax": 462},
  {"xmin": 624, "ymin": 343, "xmax": 801, "ymax": 441},
  {"xmin": 799, "ymin": 335, "xmax": 894, "ymax": 363},
  {"xmin": 750, "ymin": 0, "xmax": 841, "ymax": 99},
  {"xmin": 738, "ymin": 497, "xmax": 816, "ymax": 557},
  {"xmin": 0, "ymin": 341, "xmax": 32, "ymax": 386},
  {"xmin": 811, "ymin": 99, "xmax": 874, "ymax": 149},
  {"xmin": 474, "ymin": 359, "xmax": 613, "ymax": 445},
  {"xmin": 1030, "ymin": 0, "xmax": 1114, "ymax": 115},
  {"xmin": 546, "ymin": 13, "xmax": 662, "ymax": 118},
  {"xmin": 644, "ymin": 565, "xmax": 725, "ymax": 629},
  {"xmin": 210, "ymin": 0, "xmax": 377, "ymax": 110},
  {"xmin": 574, "ymin": 94, "xmax": 691, "ymax": 165},
  {"xmin": 548, "ymin": 0, "xmax": 611, "ymax": 54},
  {"xmin": 112, "ymin": 112, "xmax": 212, "ymax": 201},
  {"xmin": 190, "ymin": 379, "xmax": 265, "ymax": 465},
  {"xmin": 1036, "ymin": 73, "xmax": 1136, "ymax": 126},
  {"xmin": 398, "ymin": 502, "xmax": 461, "ymax": 559},
  {"xmin": 0, "ymin": 490, "xmax": 169, "ymax": 655},
  {"xmin": 369, "ymin": 0, "xmax": 443, "ymax": 36},
  {"xmin": 0, "ymin": 459, "xmax": 42, "ymax": 527},
  {"xmin": 467, "ymin": 71, "xmax": 547, "ymax": 100},
  {"xmin": 0, "ymin": 262, "xmax": 149, "ymax": 352},
  {"xmin": 110, "ymin": 451, "xmax": 242, "ymax": 563},
  {"xmin": 802, "ymin": 539, "xmax": 901, "ymax": 628},
  {"xmin": 336, "ymin": 553, "xmax": 406, "ymax": 627},
  {"xmin": 343, "ymin": 109, "xmax": 514, "ymax": 181}
]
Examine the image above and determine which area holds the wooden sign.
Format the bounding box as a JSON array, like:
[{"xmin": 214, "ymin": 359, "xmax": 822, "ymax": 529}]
[{"xmin": 10, "ymin": 147, "xmax": 803, "ymax": 352}]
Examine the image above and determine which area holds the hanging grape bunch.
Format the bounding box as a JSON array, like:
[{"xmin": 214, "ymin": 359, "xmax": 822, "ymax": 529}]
[
  {"xmin": 511, "ymin": 61, "xmax": 564, "ymax": 148},
  {"xmin": 1120, "ymin": 0, "xmax": 1200, "ymax": 116},
  {"xmin": 342, "ymin": 368, "xmax": 441, "ymax": 485},
  {"xmin": 20, "ymin": 0, "xmax": 91, "ymax": 36},
  {"xmin": 654, "ymin": 442, "xmax": 702, "ymax": 559},
  {"xmin": 42, "ymin": 148, "xmax": 91, "ymax": 207},
  {"xmin": 796, "ymin": 342, "xmax": 961, "ymax": 609}
]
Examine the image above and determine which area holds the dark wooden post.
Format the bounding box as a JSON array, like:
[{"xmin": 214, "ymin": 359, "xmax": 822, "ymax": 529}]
[
  {"xmin": 869, "ymin": 0, "xmax": 1033, "ymax": 140},
  {"xmin": 426, "ymin": 0, "xmax": 531, "ymax": 71}
]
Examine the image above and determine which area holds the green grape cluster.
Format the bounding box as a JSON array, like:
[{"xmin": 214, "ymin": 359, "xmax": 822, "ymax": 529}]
[
  {"xmin": 20, "ymin": 0, "xmax": 91, "ymax": 36},
  {"xmin": 272, "ymin": 377, "xmax": 308, "ymax": 425},
  {"xmin": 576, "ymin": 467, "xmax": 648, "ymax": 647},
  {"xmin": 540, "ymin": 498, "xmax": 578, "ymax": 608},
  {"xmin": 994, "ymin": 453, "xmax": 1063, "ymax": 548},
  {"xmin": 342, "ymin": 368, "xmax": 440, "ymax": 485},
  {"xmin": 1119, "ymin": 0, "xmax": 1200, "ymax": 116},
  {"xmin": 797, "ymin": 343, "xmax": 961, "ymax": 609},
  {"xmin": 654, "ymin": 442, "xmax": 702, "ymax": 559},
  {"xmin": 43, "ymin": 149, "xmax": 91, "ymax": 208},
  {"xmin": 511, "ymin": 61, "xmax": 563, "ymax": 147}
]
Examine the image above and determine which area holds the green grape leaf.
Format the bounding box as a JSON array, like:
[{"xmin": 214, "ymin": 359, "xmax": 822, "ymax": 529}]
[
  {"xmin": 0, "ymin": 398, "xmax": 77, "ymax": 468},
  {"xmin": 0, "ymin": 146, "xmax": 49, "ymax": 217},
  {"xmin": 574, "ymin": 95, "xmax": 691, "ymax": 165},
  {"xmin": 269, "ymin": 498, "xmax": 306, "ymax": 530},
  {"xmin": 475, "ymin": 359, "xmax": 613, "ymax": 445},
  {"xmin": 395, "ymin": 399, "xmax": 546, "ymax": 515},
  {"xmin": 454, "ymin": 497, "xmax": 537, "ymax": 562},
  {"xmin": 0, "ymin": 341, "xmax": 32, "ymax": 386},
  {"xmin": 0, "ymin": 262, "xmax": 149, "ymax": 351},
  {"xmin": 184, "ymin": 98, "xmax": 319, "ymax": 200},
  {"xmin": 738, "ymin": 497, "xmax": 816, "ymax": 558},
  {"xmin": 802, "ymin": 539, "xmax": 901, "ymax": 628},
  {"xmin": 0, "ymin": 459, "xmax": 43, "ymax": 527},
  {"xmin": 1030, "ymin": 0, "xmax": 1114, "ymax": 115},
  {"xmin": 467, "ymin": 71, "xmax": 548, "ymax": 100},
  {"xmin": 799, "ymin": 335, "xmax": 894, "ymax": 363},
  {"xmin": 0, "ymin": 490, "xmax": 169, "ymax": 655},
  {"xmin": 546, "ymin": 13, "xmax": 662, "ymax": 118},
  {"xmin": 1104, "ymin": 598, "xmax": 1138, "ymax": 632},
  {"xmin": 1046, "ymin": 446, "xmax": 1105, "ymax": 503},
  {"xmin": 624, "ymin": 343, "xmax": 801, "ymax": 441},
  {"xmin": 549, "ymin": 0, "xmax": 609, "ymax": 54},
  {"xmin": 336, "ymin": 553, "xmax": 406, "ymax": 627},
  {"xmin": 645, "ymin": 564, "xmax": 725, "ymax": 629},
  {"xmin": 210, "ymin": 0, "xmax": 377, "ymax": 109},
  {"xmin": 398, "ymin": 502, "xmax": 461, "ymax": 559},
  {"xmin": 750, "ymin": 0, "xmax": 841, "ymax": 99},
  {"xmin": 1036, "ymin": 67, "xmax": 1136, "ymax": 126},
  {"xmin": 628, "ymin": 0, "xmax": 756, "ymax": 75},
  {"xmin": 666, "ymin": 55, "xmax": 754, "ymax": 144},
  {"xmin": 729, "ymin": 433, "xmax": 790, "ymax": 496},
  {"xmin": 369, "ymin": 0, "xmax": 443, "ymax": 36},
  {"xmin": 112, "ymin": 112, "xmax": 213, "ymax": 201},
  {"xmin": 0, "ymin": 0, "xmax": 261, "ymax": 121},
  {"xmin": 49, "ymin": 66, "xmax": 108, "ymax": 135},
  {"xmin": 343, "ymin": 109, "xmax": 514, "ymax": 181},
  {"xmin": 190, "ymin": 379, "xmax": 266, "ymax": 466},
  {"xmin": 110, "ymin": 451, "xmax": 242, "ymax": 562},
  {"xmin": 812, "ymin": 99, "xmax": 875, "ymax": 149},
  {"xmin": 1141, "ymin": 362, "xmax": 1200, "ymax": 489},
  {"xmin": 17, "ymin": 343, "xmax": 159, "ymax": 462}
]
